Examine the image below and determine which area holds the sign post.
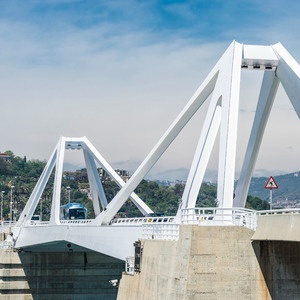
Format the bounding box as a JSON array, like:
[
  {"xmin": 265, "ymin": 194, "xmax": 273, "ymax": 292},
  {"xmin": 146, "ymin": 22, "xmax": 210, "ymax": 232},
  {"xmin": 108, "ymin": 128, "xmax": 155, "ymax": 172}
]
[{"xmin": 264, "ymin": 176, "xmax": 278, "ymax": 210}]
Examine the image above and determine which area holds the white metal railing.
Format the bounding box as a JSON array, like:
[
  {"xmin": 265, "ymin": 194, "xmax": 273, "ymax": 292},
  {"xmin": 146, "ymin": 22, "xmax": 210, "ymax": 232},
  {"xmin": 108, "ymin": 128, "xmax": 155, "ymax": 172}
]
[
  {"xmin": 181, "ymin": 207, "xmax": 258, "ymax": 230},
  {"xmin": 0, "ymin": 239, "xmax": 14, "ymax": 250},
  {"xmin": 25, "ymin": 219, "xmax": 92, "ymax": 226},
  {"xmin": 142, "ymin": 223, "xmax": 179, "ymax": 240},
  {"xmin": 15, "ymin": 208, "xmax": 300, "ymax": 230},
  {"xmin": 27, "ymin": 220, "xmax": 50, "ymax": 226},
  {"xmin": 257, "ymin": 208, "xmax": 300, "ymax": 216},
  {"xmin": 111, "ymin": 216, "xmax": 176, "ymax": 226},
  {"xmin": 59, "ymin": 219, "xmax": 92, "ymax": 225},
  {"xmin": 0, "ymin": 221, "xmax": 16, "ymax": 233},
  {"xmin": 125, "ymin": 256, "xmax": 135, "ymax": 275},
  {"xmin": 0, "ymin": 233, "xmax": 15, "ymax": 250}
]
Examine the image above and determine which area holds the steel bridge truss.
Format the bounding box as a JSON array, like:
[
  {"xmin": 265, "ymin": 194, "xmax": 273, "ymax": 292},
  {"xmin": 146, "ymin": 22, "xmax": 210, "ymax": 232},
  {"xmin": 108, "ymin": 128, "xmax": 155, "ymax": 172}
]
[
  {"xmin": 15, "ymin": 41, "xmax": 300, "ymax": 229},
  {"xmin": 16, "ymin": 137, "xmax": 153, "ymax": 227},
  {"xmin": 96, "ymin": 41, "xmax": 300, "ymax": 224}
]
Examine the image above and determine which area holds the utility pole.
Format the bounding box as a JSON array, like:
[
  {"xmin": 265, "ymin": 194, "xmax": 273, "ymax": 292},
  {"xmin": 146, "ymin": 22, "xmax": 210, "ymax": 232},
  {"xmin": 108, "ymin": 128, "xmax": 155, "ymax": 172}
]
[
  {"xmin": 1, "ymin": 191, "xmax": 5, "ymax": 226},
  {"xmin": 66, "ymin": 186, "xmax": 71, "ymax": 204},
  {"xmin": 10, "ymin": 186, "xmax": 14, "ymax": 224}
]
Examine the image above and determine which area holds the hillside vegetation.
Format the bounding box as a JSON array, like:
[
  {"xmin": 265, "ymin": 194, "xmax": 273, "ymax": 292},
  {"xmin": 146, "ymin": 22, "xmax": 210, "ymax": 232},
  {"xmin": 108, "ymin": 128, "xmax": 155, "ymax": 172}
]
[{"xmin": 0, "ymin": 151, "xmax": 269, "ymax": 221}]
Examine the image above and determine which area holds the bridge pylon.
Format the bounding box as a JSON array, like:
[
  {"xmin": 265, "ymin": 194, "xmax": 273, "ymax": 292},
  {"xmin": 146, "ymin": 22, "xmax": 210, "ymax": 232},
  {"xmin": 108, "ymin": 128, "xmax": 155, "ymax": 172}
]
[
  {"xmin": 15, "ymin": 136, "xmax": 153, "ymax": 228},
  {"xmin": 94, "ymin": 41, "xmax": 300, "ymax": 224},
  {"xmin": 15, "ymin": 42, "xmax": 300, "ymax": 228}
]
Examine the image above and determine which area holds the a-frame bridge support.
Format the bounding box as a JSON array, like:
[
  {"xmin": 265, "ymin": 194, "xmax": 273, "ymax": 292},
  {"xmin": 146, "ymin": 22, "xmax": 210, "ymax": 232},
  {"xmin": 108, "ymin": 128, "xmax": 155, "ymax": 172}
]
[
  {"xmin": 94, "ymin": 41, "xmax": 300, "ymax": 224},
  {"xmin": 16, "ymin": 137, "xmax": 153, "ymax": 227},
  {"xmin": 15, "ymin": 41, "xmax": 300, "ymax": 228}
]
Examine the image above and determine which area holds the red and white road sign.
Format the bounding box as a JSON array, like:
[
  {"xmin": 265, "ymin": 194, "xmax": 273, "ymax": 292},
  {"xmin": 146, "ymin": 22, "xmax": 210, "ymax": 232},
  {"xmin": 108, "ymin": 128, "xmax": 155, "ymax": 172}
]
[{"xmin": 264, "ymin": 176, "xmax": 278, "ymax": 189}]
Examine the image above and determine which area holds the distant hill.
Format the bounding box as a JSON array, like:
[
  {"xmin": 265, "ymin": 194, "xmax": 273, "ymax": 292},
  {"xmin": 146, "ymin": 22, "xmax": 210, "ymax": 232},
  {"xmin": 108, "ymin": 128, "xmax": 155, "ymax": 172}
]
[
  {"xmin": 1, "ymin": 150, "xmax": 298, "ymax": 214},
  {"xmin": 157, "ymin": 171, "xmax": 300, "ymax": 208},
  {"xmin": 248, "ymin": 171, "xmax": 300, "ymax": 205}
]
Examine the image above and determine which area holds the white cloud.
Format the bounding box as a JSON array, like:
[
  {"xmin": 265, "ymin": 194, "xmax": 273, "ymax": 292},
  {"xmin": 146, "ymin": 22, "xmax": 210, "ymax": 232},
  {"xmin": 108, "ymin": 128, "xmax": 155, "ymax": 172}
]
[{"xmin": 1, "ymin": 2, "xmax": 300, "ymax": 181}]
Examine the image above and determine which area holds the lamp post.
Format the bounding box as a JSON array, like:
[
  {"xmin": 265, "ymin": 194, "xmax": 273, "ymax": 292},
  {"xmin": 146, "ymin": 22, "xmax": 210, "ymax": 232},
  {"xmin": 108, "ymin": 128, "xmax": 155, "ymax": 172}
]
[
  {"xmin": 1, "ymin": 191, "xmax": 5, "ymax": 226},
  {"xmin": 10, "ymin": 186, "xmax": 14, "ymax": 224},
  {"xmin": 40, "ymin": 198, "xmax": 43, "ymax": 221},
  {"xmin": 66, "ymin": 186, "xmax": 71, "ymax": 204}
]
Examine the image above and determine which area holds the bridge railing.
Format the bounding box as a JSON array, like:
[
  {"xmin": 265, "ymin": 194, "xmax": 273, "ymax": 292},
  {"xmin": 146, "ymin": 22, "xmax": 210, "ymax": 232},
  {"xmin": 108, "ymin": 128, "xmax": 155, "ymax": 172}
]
[
  {"xmin": 256, "ymin": 208, "xmax": 300, "ymax": 216},
  {"xmin": 59, "ymin": 219, "xmax": 92, "ymax": 225},
  {"xmin": 111, "ymin": 216, "xmax": 176, "ymax": 226},
  {"xmin": 0, "ymin": 221, "xmax": 16, "ymax": 233},
  {"xmin": 181, "ymin": 207, "xmax": 258, "ymax": 230},
  {"xmin": 20, "ymin": 207, "xmax": 296, "ymax": 233},
  {"xmin": 111, "ymin": 216, "xmax": 179, "ymax": 240},
  {"xmin": 24, "ymin": 220, "xmax": 93, "ymax": 226},
  {"xmin": 142, "ymin": 223, "xmax": 180, "ymax": 240},
  {"xmin": 125, "ymin": 256, "xmax": 135, "ymax": 275},
  {"xmin": 0, "ymin": 223, "xmax": 15, "ymax": 250}
]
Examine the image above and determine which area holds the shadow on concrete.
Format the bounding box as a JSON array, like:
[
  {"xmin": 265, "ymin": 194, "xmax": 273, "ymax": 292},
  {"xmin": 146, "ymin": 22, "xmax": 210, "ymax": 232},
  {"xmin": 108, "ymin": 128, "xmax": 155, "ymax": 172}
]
[
  {"xmin": 253, "ymin": 240, "xmax": 300, "ymax": 300},
  {"xmin": 18, "ymin": 250, "xmax": 123, "ymax": 299}
]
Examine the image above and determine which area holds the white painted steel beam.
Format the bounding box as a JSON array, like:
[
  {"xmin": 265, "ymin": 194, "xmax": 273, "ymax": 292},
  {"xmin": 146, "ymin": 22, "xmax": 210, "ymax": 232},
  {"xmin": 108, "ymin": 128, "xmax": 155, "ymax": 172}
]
[
  {"xmin": 83, "ymin": 149, "xmax": 104, "ymax": 216},
  {"xmin": 50, "ymin": 137, "xmax": 65, "ymax": 225},
  {"xmin": 96, "ymin": 40, "xmax": 237, "ymax": 224},
  {"xmin": 234, "ymin": 71, "xmax": 279, "ymax": 207},
  {"xmin": 82, "ymin": 137, "xmax": 153, "ymax": 215},
  {"xmin": 216, "ymin": 42, "xmax": 242, "ymax": 208},
  {"xmin": 16, "ymin": 143, "xmax": 58, "ymax": 227},
  {"xmin": 180, "ymin": 97, "xmax": 221, "ymax": 211},
  {"xmin": 272, "ymin": 43, "xmax": 300, "ymax": 118}
]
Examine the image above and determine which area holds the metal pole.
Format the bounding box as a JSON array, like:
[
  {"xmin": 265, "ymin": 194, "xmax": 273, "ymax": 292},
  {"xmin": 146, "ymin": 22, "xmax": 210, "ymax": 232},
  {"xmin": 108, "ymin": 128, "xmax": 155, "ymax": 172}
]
[
  {"xmin": 10, "ymin": 186, "xmax": 14, "ymax": 224},
  {"xmin": 40, "ymin": 198, "xmax": 43, "ymax": 221},
  {"xmin": 1, "ymin": 191, "xmax": 4, "ymax": 226},
  {"xmin": 270, "ymin": 189, "xmax": 272, "ymax": 210},
  {"xmin": 67, "ymin": 186, "xmax": 71, "ymax": 204}
]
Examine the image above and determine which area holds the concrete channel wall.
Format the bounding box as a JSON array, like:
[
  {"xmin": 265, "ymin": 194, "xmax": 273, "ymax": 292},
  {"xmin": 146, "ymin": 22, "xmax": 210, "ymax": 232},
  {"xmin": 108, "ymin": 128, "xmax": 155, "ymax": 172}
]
[
  {"xmin": 253, "ymin": 214, "xmax": 300, "ymax": 241},
  {"xmin": 0, "ymin": 249, "xmax": 124, "ymax": 299},
  {"xmin": 117, "ymin": 225, "xmax": 271, "ymax": 300},
  {"xmin": 1, "ymin": 225, "xmax": 300, "ymax": 299}
]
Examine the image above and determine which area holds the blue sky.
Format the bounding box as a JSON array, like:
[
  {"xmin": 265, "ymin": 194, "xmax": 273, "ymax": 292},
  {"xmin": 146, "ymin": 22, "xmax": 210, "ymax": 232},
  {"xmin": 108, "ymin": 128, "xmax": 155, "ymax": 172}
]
[{"xmin": 1, "ymin": 0, "xmax": 300, "ymax": 180}]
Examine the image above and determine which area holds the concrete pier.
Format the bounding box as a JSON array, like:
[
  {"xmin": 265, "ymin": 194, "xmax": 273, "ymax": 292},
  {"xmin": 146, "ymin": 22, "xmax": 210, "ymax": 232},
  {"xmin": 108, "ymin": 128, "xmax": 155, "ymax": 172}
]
[
  {"xmin": 2, "ymin": 225, "xmax": 300, "ymax": 299},
  {"xmin": 0, "ymin": 249, "xmax": 124, "ymax": 299},
  {"xmin": 117, "ymin": 225, "xmax": 270, "ymax": 299}
]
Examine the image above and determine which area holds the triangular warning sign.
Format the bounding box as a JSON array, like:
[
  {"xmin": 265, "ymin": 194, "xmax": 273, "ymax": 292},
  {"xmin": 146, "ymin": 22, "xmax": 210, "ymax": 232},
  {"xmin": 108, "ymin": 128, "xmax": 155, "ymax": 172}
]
[{"xmin": 264, "ymin": 176, "xmax": 278, "ymax": 189}]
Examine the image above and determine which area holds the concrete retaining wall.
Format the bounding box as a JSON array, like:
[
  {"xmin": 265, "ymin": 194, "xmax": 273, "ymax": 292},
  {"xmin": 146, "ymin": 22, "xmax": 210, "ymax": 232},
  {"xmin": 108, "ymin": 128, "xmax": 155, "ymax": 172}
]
[
  {"xmin": 253, "ymin": 240, "xmax": 300, "ymax": 299},
  {"xmin": 0, "ymin": 250, "xmax": 124, "ymax": 299},
  {"xmin": 2, "ymin": 225, "xmax": 300, "ymax": 299},
  {"xmin": 253, "ymin": 214, "xmax": 300, "ymax": 241},
  {"xmin": 117, "ymin": 225, "xmax": 271, "ymax": 300}
]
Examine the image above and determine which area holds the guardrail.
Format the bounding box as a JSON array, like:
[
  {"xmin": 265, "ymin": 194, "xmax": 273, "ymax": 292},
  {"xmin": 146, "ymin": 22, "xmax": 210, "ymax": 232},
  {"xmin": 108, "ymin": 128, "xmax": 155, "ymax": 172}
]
[
  {"xmin": 111, "ymin": 216, "xmax": 176, "ymax": 226},
  {"xmin": 257, "ymin": 208, "xmax": 300, "ymax": 216},
  {"xmin": 181, "ymin": 207, "xmax": 258, "ymax": 230},
  {"xmin": 25, "ymin": 220, "xmax": 92, "ymax": 226},
  {"xmin": 125, "ymin": 256, "xmax": 135, "ymax": 275},
  {"xmin": 0, "ymin": 225, "xmax": 15, "ymax": 250},
  {"xmin": 8, "ymin": 208, "xmax": 300, "ymax": 245},
  {"xmin": 142, "ymin": 223, "xmax": 179, "ymax": 240},
  {"xmin": 15, "ymin": 208, "xmax": 300, "ymax": 235},
  {"xmin": 60, "ymin": 219, "xmax": 92, "ymax": 225},
  {"xmin": 0, "ymin": 221, "xmax": 16, "ymax": 233}
]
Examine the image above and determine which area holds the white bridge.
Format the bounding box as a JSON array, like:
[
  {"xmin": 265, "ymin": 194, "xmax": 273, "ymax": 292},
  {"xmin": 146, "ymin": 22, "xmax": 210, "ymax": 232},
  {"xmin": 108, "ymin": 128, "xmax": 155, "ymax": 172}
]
[{"xmin": 8, "ymin": 41, "xmax": 300, "ymax": 261}]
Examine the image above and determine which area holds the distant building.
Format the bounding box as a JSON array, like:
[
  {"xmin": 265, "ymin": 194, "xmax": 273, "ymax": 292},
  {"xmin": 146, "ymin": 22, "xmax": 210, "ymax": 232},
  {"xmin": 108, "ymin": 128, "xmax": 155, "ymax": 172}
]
[
  {"xmin": 0, "ymin": 153, "xmax": 11, "ymax": 160},
  {"xmin": 63, "ymin": 172, "xmax": 76, "ymax": 180},
  {"xmin": 99, "ymin": 168, "xmax": 130, "ymax": 183},
  {"xmin": 62, "ymin": 168, "xmax": 131, "ymax": 184}
]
